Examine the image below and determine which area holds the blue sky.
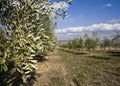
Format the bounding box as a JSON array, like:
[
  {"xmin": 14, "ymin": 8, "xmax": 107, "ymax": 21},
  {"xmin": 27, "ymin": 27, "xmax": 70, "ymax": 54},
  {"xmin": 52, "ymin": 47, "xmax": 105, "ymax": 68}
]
[
  {"xmin": 53, "ymin": 0, "xmax": 120, "ymax": 40},
  {"xmin": 57, "ymin": 0, "xmax": 120, "ymax": 28},
  {"xmin": 0, "ymin": 0, "xmax": 120, "ymax": 40}
]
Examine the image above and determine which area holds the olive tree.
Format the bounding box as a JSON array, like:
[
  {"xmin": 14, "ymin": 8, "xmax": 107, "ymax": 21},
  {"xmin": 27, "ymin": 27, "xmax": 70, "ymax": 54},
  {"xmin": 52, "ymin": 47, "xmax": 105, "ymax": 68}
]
[
  {"xmin": 0, "ymin": 0, "xmax": 73, "ymax": 84},
  {"xmin": 102, "ymin": 38, "xmax": 111, "ymax": 51},
  {"xmin": 84, "ymin": 32, "xmax": 99, "ymax": 54},
  {"xmin": 112, "ymin": 31, "xmax": 120, "ymax": 50}
]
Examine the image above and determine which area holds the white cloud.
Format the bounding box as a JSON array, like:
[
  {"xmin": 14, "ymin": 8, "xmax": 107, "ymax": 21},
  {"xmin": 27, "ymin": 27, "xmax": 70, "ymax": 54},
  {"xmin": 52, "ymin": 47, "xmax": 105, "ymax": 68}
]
[
  {"xmin": 108, "ymin": 19, "xmax": 120, "ymax": 23},
  {"xmin": 55, "ymin": 23, "xmax": 120, "ymax": 40},
  {"xmin": 104, "ymin": 3, "xmax": 112, "ymax": 7},
  {"xmin": 66, "ymin": 33, "xmax": 73, "ymax": 36},
  {"xmin": 55, "ymin": 23, "xmax": 120, "ymax": 34}
]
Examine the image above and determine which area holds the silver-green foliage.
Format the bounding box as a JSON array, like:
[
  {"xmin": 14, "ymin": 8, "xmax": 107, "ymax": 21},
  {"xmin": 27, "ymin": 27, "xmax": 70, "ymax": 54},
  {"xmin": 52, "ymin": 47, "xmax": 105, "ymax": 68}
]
[
  {"xmin": 84, "ymin": 32, "xmax": 99, "ymax": 53},
  {"xmin": 0, "ymin": 0, "xmax": 58, "ymax": 83},
  {"xmin": 112, "ymin": 31, "xmax": 120, "ymax": 49},
  {"xmin": 60, "ymin": 32, "xmax": 99, "ymax": 53}
]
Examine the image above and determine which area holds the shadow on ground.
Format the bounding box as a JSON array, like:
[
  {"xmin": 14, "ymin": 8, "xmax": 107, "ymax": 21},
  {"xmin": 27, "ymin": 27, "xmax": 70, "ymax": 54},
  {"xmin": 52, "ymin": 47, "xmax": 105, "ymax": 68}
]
[
  {"xmin": 89, "ymin": 55, "xmax": 111, "ymax": 60},
  {"xmin": 107, "ymin": 51, "xmax": 120, "ymax": 57}
]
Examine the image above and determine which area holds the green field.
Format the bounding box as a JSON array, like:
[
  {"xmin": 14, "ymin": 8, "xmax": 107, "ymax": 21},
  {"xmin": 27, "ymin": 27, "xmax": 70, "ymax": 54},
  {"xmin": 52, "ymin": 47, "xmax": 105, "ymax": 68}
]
[{"xmin": 58, "ymin": 49, "xmax": 120, "ymax": 86}]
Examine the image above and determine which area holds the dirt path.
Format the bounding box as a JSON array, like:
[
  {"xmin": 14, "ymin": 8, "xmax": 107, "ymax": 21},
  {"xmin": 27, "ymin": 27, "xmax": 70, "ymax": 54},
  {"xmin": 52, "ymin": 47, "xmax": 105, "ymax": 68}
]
[{"xmin": 32, "ymin": 49, "xmax": 75, "ymax": 86}]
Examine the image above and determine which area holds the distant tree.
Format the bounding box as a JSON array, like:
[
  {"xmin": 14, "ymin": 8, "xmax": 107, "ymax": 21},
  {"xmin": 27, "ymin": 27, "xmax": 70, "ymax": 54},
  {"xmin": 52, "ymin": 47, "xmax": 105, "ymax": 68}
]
[
  {"xmin": 92, "ymin": 32, "xmax": 99, "ymax": 50},
  {"xmin": 84, "ymin": 32, "xmax": 99, "ymax": 54},
  {"xmin": 103, "ymin": 38, "xmax": 111, "ymax": 51},
  {"xmin": 60, "ymin": 32, "xmax": 99, "ymax": 53},
  {"xmin": 77, "ymin": 37, "xmax": 83, "ymax": 50},
  {"xmin": 100, "ymin": 41, "xmax": 105, "ymax": 50},
  {"xmin": 72, "ymin": 38, "xmax": 78, "ymax": 49},
  {"xmin": 84, "ymin": 33, "xmax": 91, "ymax": 54},
  {"xmin": 67, "ymin": 40, "xmax": 73, "ymax": 49},
  {"xmin": 112, "ymin": 31, "xmax": 120, "ymax": 50},
  {"xmin": 84, "ymin": 37, "xmax": 92, "ymax": 54}
]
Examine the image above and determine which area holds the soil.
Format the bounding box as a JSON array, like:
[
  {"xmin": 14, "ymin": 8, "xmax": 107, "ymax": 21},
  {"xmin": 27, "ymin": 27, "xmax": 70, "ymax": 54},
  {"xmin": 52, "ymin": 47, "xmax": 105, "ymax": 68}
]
[{"xmin": 32, "ymin": 49, "xmax": 75, "ymax": 86}]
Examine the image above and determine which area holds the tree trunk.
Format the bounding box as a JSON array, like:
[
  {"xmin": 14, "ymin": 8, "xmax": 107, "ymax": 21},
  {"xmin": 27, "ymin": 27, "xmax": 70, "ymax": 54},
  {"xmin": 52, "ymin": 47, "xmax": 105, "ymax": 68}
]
[
  {"xmin": 89, "ymin": 49, "xmax": 91, "ymax": 54},
  {"xmin": 104, "ymin": 47, "xmax": 105, "ymax": 51},
  {"xmin": 108, "ymin": 46, "xmax": 110, "ymax": 51}
]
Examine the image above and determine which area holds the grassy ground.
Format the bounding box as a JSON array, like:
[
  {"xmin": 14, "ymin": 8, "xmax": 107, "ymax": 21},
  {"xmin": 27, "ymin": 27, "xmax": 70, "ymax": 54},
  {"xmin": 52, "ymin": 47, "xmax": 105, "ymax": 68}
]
[
  {"xmin": 58, "ymin": 49, "xmax": 120, "ymax": 86},
  {"xmin": 32, "ymin": 49, "xmax": 71, "ymax": 86},
  {"xmin": 1, "ymin": 48, "xmax": 120, "ymax": 86}
]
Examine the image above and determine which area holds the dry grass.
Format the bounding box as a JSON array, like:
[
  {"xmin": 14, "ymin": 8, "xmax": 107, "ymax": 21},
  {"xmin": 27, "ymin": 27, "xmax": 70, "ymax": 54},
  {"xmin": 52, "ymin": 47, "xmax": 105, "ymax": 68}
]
[
  {"xmin": 32, "ymin": 50, "xmax": 71, "ymax": 86},
  {"xmin": 58, "ymin": 49, "xmax": 120, "ymax": 86}
]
